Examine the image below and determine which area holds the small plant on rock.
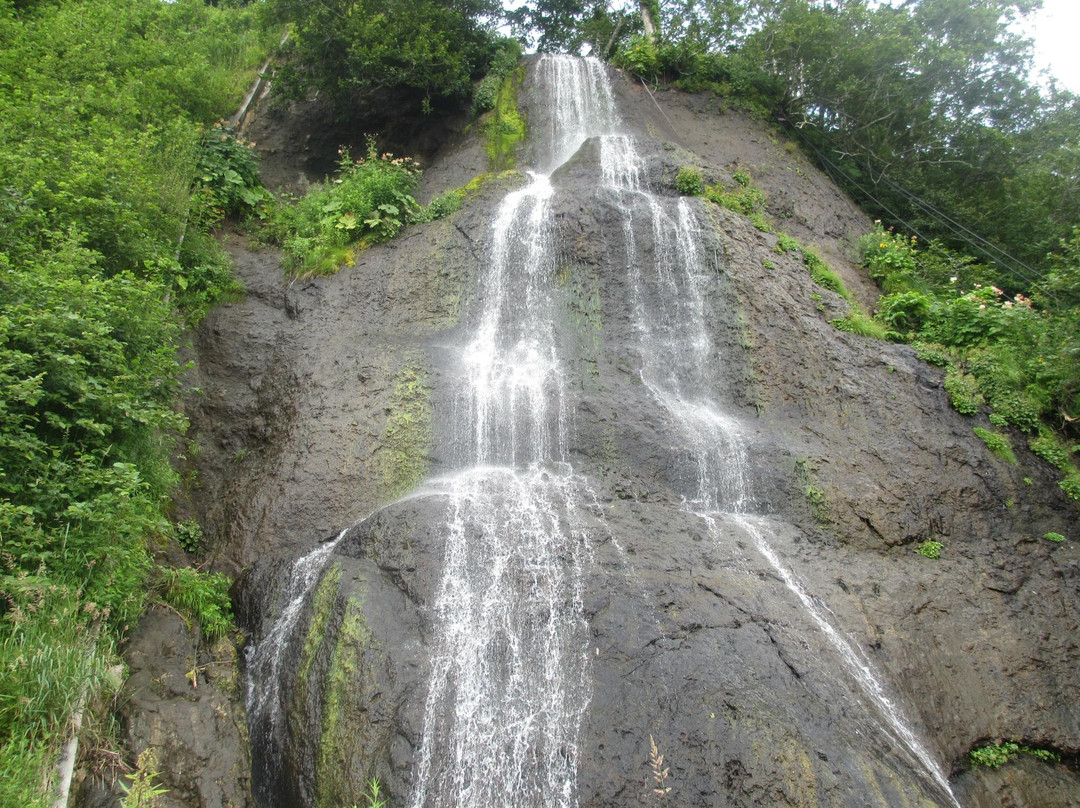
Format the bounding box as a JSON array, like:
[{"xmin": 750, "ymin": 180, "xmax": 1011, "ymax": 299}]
[
  {"xmin": 973, "ymin": 427, "xmax": 1018, "ymax": 464},
  {"xmin": 1044, "ymin": 532, "xmax": 1066, "ymax": 542},
  {"xmin": 915, "ymin": 539, "xmax": 943, "ymax": 559},
  {"xmin": 675, "ymin": 165, "xmax": 704, "ymax": 196},
  {"xmin": 648, "ymin": 735, "xmax": 672, "ymax": 807}
]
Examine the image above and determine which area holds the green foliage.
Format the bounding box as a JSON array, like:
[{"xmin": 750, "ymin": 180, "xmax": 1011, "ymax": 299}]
[
  {"xmin": 267, "ymin": 0, "xmax": 502, "ymax": 110},
  {"xmin": 120, "ymin": 748, "xmax": 168, "ymax": 808},
  {"xmin": 775, "ymin": 233, "xmax": 800, "ymax": 254},
  {"xmin": 973, "ymin": 427, "xmax": 1018, "ymax": 465},
  {"xmin": 830, "ymin": 310, "xmax": 889, "ymax": 341},
  {"xmin": 675, "ymin": 166, "xmax": 704, "ymax": 196},
  {"xmin": 1044, "ymin": 532, "xmax": 1066, "ymax": 543},
  {"xmin": 944, "ymin": 367, "xmax": 984, "ymax": 415},
  {"xmin": 0, "ymin": 576, "xmax": 109, "ymax": 806},
  {"xmin": 0, "ymin": 1, "xmax": 270, "ymax": 803},
  {"xmin": 704, "ymin": 176, "xmax": 766, "ymax": 216},
  {"xmin": 482, "ymin": 64, "xmax": 528, "ymax": 171},
  {"xmin": 157, "ymin": 567, "xmax": 233, "ymax": 641},
  {"xmin": 196, "ymin": 122, "xmax": 272, "ymax": 220},
  {"xmin": 915, "ymin": 540, "xmax": 943, "ymax": 559},
  {"xmin": 1030, "ymin": 427, "xmax": 1070, "ymax": 469},
  {"xmin": 970, "ymin": 741, "xmax": 1060, "ymax": 769},
  {"xmin": 860, "ymin": 223, "xmax": 918, "ymax": 281},
  {"xmin": 471, "ymin": 39, "xmax": 523, "ymax": 116},
  {"xmin": 1060, "ymin": 472, "xmax": 1080, "ymax": 501},
  {"xmin": 268, "ymin": 141, "xmax": 421, "ymax": 276},
  {"xmin": 878, "ymin": 291, "xmax": 933, "ymax": 334},
  {"xmin": 175, "ymin": 519, "xmax": 204, "ymax": 555},
  {"xmin": 350, "ymin": 778, "xmax": 388, "ymax": 808}
]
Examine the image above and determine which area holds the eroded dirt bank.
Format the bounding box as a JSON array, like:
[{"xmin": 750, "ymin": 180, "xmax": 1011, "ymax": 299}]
[{"xmin": 106, "ymin": 60, "xmax": 1078, "ymax": 808}]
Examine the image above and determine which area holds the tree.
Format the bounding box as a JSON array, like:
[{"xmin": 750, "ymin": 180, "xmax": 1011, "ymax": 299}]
[{"xmin": 266, "ymin": 0, "xmax": 502, "ymax": 108}]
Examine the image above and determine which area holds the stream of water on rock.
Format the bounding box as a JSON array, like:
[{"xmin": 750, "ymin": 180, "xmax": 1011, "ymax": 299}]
[{"xmin": 247, "ymin": 54, "xmax": 961, "ymax": 808}]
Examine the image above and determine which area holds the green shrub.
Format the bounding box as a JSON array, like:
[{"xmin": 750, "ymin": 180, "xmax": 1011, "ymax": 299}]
[
  {"xmin": 471, "ymin": 39, "xmax": 522, "ymax": 116},
  {"xmin": 704, "ymin": 175, "xmax": 766, "ymax": 216},
  {"xmin": 676, "ymin": 166, "xmax": 704, "ymax": 196},
  {"xmin": 945, "ymin": 368, "xmax": 983, "ymax": 415},
  {"xmin": 157, "ymin": 567, "xmax": 233, "ymax": 640},
  {"xmin": 912, "ymin": 341, "xmax": 953, "ymax": 368},
  {"xmin": 196, "ymin": 123, "xmax": 272, "ymax": 220},
  {"xmin": 776, "ymin": 233, "xmax": 800, "ymax": 254},
  {"xmin": 1060, "ymin": 472, "xmax": 1080, "ymax": 501},
  {"xmin": 613, "ymin": 35, "xmax": 660, "ymax": 80},
  {"xmin": 1044, "ymin": 532, "xmax": 1066, "ymax": 542},
  {"xmin": 175, "ymin": 519, "xmax": 203, "ymax": 554},
  {"xmin": 859, "ymin": 222, "xmax": 917, "ymax": 281},
  {"xmin": 973, "ymin": 427, "xmax": 1018, "ymax": 465},
  {"xmin": 915, "ymin": 539, "xmax": 943, "ymax": 559},
  {"xmin": 878, "ymin": 291, "xmax": 932, "ymax": 334},
  {"xmin": 269, "ymin": 140, "xmax": 421, "ymax": 275},
  {"xmin": 1030, "ymin": 427, "xmax": 1069, "ymax": 468}
]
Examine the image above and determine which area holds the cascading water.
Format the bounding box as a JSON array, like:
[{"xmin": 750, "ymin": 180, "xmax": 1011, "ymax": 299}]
[
  {"xmin": 408, "ymin": 55, "xmax": 620, "ymax": 808},
  {"xmin": 597, "ymin": 111, "xmax": 961, "ymax": 805},
  {"xmin": 246, "ymin": 53, "xmax": 963, "ymax": 808}
]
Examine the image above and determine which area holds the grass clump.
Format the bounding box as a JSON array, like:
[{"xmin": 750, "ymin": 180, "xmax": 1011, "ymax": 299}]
[
  {"xmin": 973, "ymin": 427, "xmax": 1018, "ymax": 465},
  {"xmin": 1044, "ymin": 532, "xmax": 1066, "ymax": 543},
  {"xmin": 156, "ymin": 567, "xmax": 234, "ymax": 640},
  {"xmin": 704, "ymin": 171, "xmax": 766, "ymax": 216}
]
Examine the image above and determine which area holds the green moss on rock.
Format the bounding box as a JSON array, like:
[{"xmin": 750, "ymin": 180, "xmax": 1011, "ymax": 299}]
[
  {"xmin": 482, "ymin": 63, "xmax": 527, "ymax": 171},
  {"xmin": 381, "ymin": 360, "xmax": 433, "ymax": 498},
  {"xmin": 315, "ymin": 594, "xmax": 375, "ymax": 808}
]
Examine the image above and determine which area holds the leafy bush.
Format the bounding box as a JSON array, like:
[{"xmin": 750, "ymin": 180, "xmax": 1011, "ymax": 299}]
[
  {"xmin": 704, "ymin": 177, "xmax": 766, "ymax": 216},
  {"xmin": 175, "ymin": 519, "xmax": 204, "ymax": 555},
  {"xmin": 471, "ymin": 39, "xmax": 522, "ymax": 116},
  {"xmin": 676, "ymin": 166, "xmax": 704, "ymax": 196},
  {"xmin": 195, "ymin": 122, "xmax": 271, "ymax": 220},
  {"xmin": 944, "ymin": 367, "xmax": 984, "ymax": 415},
  {"xmin": 859, "ymin": 222, "xmax": 917, "ymax": 280},
  {"xmin": 157, "ymin": 567, "xmax": 233, "ymax": 640},
  {"xmin": 1044, "ymin": 532, "xmax": 1066, "ymax": 543},
  {"xmin": 613, "ymin": 35, "xmax": 660, "ymax": 80},
  {"xmin": 269, "ymin": 141, "xmax": 421, "ymax": 275},
  {"xmin": 878, "ymin": 291, "xmax": 932, "ymax": 334},
  {"xmin": 0, "ymin": 2, "xmax": 271, "ymax": 800}
]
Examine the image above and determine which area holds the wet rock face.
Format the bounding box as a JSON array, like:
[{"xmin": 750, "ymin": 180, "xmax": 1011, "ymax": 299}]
[
  {"xmin": 120, "ymin": 608, "xmax": 254, "ymax": 808},
  {"xmin": 168, "ymin": 59, "xmax": 1079, "ymax": 808}
]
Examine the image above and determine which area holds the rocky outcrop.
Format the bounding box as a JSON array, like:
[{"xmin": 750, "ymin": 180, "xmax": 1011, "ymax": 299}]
[{"xmin": 127, "ymin": 57, "xmax": 1078, "ymax": 808}]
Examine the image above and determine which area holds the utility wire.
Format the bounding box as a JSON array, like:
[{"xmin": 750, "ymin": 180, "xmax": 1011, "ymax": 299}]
[{"xmin": 784, "ymin": 118, "xmax": 1060, "ymax": 300}]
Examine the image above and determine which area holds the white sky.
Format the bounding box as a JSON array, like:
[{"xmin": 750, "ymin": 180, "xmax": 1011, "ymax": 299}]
[{"xmin": 1030, "ymin": 0, "xmax": 1080, "ymax": 94}]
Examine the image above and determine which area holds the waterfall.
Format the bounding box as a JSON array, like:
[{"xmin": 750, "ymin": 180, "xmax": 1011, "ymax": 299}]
[
  {"xmin": 247, "ymin": 53, "xmax": 963, "ymax": 808},
  {"xmin": 596, "ymin": 110, "xmax": 961, "ymax": 805},
  {"xmin": 408, "ymin": 54, "xmax": 618, "ymax": 808}
]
